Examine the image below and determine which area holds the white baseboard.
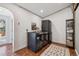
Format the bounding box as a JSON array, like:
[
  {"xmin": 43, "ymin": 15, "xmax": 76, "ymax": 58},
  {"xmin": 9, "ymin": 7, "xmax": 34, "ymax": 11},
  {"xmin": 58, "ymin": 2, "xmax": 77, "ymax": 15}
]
[
  {"xmin": 75, "ymin": 49, "xmax": 79, "ymax": 56},
  {"xmin": 14, "ymin": 44, "xmax": 27, "ymax": 52}
]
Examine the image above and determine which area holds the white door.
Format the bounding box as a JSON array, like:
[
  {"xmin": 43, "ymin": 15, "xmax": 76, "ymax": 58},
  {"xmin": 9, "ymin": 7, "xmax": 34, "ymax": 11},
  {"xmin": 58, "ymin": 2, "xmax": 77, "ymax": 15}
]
[{"xmin": 0, "ymin": 15, "xmax": 13, "ymax": 45}]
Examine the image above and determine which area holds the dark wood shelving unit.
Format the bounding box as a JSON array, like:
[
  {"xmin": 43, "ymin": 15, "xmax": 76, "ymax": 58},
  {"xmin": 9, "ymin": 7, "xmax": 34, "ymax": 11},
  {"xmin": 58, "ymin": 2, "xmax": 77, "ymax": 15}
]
[{"xmin": 66, "ymin": 19, "xmax": 74, "ymax": 48}]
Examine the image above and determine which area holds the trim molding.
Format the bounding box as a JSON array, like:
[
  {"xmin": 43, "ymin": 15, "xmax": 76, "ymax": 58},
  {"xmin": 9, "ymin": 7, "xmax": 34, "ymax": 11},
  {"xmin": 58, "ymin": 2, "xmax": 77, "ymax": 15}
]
[
  {"xmin": 15, "ymin": 3, "xmax": 72, "ymax": 19},
  {"xmin": 42, "ymin": 5, "xmax": 72, "ymax": 18},
  {"xmin": 14, "ymin": 3, "xmax": 43, "ymax": 19},
  {"xmin": 75, "ymin": 49, "xmax": 79, "ymax": 56},
  {"xmin": 74, "ymin": 3, "xmax": 79, "ymax": 12},
  {"xmin": 52, "ymin": 42, "xmax": 66, "ymax": 47},
  {"xmin": 0, "ymin": 43, "xmax": 12, "ymax": 47},
  {"xmin": 14, "ymin": 44, "xmax": 27, "ymax": 52}
]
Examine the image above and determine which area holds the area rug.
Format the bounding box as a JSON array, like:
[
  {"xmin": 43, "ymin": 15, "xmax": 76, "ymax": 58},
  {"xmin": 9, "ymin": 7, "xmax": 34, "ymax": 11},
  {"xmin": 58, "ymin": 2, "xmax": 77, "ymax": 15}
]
[{"xmin": 40, "ymin": 44, "xmax": 70, "ymax": 56}]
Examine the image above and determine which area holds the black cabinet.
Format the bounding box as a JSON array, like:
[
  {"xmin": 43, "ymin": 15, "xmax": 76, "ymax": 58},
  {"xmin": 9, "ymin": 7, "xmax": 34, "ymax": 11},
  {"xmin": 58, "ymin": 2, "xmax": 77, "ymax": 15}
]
[
  {"xmin": 28, "ymin": 32, "xmax": 49, "ymax": 52},
  {"xmin": 28, "ymin": 32, "xmax": 43, "ymax": 52},
  {"xmin": 42, "ymin": 20, "xmax": 52, "ymax": 43},
  {"xmin": 42, "ymin": 20, "xmax": 51, "ymax": 33}
]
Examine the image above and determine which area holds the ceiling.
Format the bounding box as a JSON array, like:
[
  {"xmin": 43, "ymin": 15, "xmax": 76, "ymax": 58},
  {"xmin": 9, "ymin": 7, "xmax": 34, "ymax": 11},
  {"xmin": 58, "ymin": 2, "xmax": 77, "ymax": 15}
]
[{"xmin": 16, "ymin": 3, "xmax": 71, "ymax": 18}]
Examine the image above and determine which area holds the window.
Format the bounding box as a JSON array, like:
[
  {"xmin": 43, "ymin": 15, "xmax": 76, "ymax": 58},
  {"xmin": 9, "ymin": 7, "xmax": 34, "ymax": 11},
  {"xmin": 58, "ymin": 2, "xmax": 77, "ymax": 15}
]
[{"xmin": 0, "ymin": 19, "xmax": 5, "ymax": 37}]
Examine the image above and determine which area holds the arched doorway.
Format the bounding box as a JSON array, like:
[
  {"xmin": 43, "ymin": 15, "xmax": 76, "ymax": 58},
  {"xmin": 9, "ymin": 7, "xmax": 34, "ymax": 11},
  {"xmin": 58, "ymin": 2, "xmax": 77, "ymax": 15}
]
[{"xmin": 0, "ymin": 7, "xmax": 14, "ymax": 55}]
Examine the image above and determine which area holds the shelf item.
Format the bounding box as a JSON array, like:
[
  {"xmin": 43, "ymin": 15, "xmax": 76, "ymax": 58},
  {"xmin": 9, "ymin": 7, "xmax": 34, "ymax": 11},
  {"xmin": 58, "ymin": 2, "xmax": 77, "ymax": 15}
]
[
  {"xmin": 66, "ymin": 40, "xmax": 73, "ymax": 47},
  {"xmin": 67, "ymin": 30, "xmax": 73, "ymax": 33},
  {"xmin": 67, "ymin": 37, "xmax": 72, "ymax": 40},
  {"xmin": 66, "ymin": 19, "xmax": 74, "ymax": 48}
]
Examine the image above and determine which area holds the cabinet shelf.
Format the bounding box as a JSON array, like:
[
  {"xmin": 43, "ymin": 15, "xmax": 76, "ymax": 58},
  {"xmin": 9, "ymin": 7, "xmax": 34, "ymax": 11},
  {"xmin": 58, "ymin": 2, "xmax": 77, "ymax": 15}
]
[
  {"xmin": 66, "ymin": 39, "xmax": 73, "ymax": 41},
  {"xmin": 67, "ymin": 37, "xmax": 73, "ymax": 40},
  {"xmin": 67, "ymin": 30, "xmax": 73, "ymax": 33}
]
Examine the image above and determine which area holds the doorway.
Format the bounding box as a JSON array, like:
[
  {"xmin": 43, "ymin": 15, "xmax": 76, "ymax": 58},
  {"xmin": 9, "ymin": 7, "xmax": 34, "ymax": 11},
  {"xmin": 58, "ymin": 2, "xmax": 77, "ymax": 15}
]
[{"xmin": 0, "ymin": 7, "xmax": 14, "ymax": 56}]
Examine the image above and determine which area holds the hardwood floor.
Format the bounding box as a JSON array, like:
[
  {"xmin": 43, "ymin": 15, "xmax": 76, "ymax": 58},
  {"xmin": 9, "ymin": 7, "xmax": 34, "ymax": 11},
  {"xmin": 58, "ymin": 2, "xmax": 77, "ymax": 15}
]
[
  {"xmin": 15, "ymin": 44, "xmax": 50, "ymax": 56},
  {"xmin": 0, "ymin": 43, "xmax": 76, "ymax": 56},
  {"xmin": 15, "ymin": 43, "xmax": 77, "ymax": 56},
  {"xmin": 69, "ymin": 48, "xmax": 77, "ymax": 56},
  {"xmin": 0, "ymin": 43, "xmax": 13, "ymax": 56}
]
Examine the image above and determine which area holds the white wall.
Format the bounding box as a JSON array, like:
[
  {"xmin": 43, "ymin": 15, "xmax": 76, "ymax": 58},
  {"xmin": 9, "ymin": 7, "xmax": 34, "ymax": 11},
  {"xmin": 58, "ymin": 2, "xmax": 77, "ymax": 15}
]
[
  {"xmin": 75, "ymin": 6, "xmax": 79, "ymax": 55},
  {"xmin": 0, "ymin": 3, "xmax": 41, "ymax": 51},
  {"xmin": 44, "ymin": 7, "xmax": 73, "ymax": 44}
]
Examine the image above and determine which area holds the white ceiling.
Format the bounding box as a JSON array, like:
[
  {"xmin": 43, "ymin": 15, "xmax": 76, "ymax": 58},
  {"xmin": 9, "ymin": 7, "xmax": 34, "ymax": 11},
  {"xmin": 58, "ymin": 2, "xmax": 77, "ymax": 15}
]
[{"xmin": 16, "ymin": 3, "xmax": 71, "ymax": 18}]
